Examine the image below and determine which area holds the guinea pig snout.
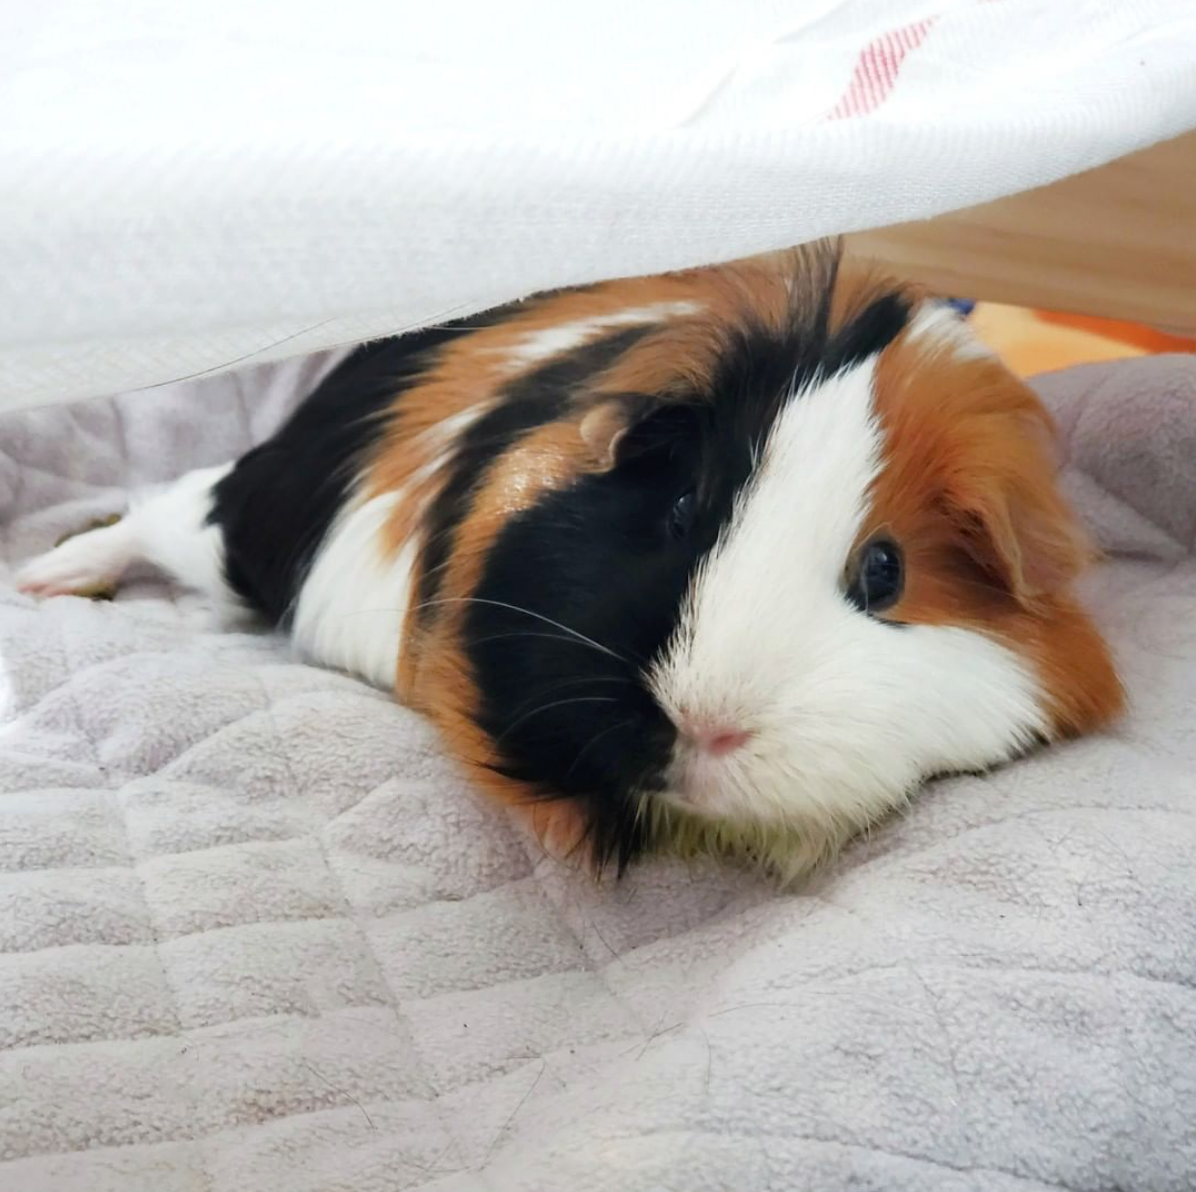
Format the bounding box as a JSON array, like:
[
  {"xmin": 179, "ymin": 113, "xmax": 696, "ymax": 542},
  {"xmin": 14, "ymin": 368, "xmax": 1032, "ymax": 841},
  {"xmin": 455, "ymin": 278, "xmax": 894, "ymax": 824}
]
[
  {"xmin": 674, "ymin": 711, "xmax": 754, "ymax": 757},
  {"xmin": 656, "ymin": 704, "xmax": 760, "ymax": 814}
]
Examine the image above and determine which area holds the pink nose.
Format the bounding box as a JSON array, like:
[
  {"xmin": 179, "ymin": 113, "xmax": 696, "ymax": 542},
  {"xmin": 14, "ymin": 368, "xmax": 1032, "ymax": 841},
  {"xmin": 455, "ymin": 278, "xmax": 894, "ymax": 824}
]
[
  {"xmin": 678, "ymin": 715, "xmax": 752, "ymax": 756},
  {"xmin": 703, "ymin": 728, "xmax": 752, "ymax": 756}
]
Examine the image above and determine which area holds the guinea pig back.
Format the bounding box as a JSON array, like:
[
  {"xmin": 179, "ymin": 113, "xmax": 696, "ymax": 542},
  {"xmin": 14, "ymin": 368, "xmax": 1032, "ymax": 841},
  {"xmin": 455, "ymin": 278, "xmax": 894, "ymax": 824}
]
[{"xmin": 342, "ymin": 244, "xmax": 1124, "ymax": 879}]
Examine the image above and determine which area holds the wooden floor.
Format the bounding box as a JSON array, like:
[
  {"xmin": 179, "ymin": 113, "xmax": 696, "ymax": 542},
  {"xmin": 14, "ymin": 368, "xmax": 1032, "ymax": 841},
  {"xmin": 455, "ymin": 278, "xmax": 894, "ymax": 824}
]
[{"xmin": 850, "ymin": 130, "xmax": 1196, "ymax": 338}]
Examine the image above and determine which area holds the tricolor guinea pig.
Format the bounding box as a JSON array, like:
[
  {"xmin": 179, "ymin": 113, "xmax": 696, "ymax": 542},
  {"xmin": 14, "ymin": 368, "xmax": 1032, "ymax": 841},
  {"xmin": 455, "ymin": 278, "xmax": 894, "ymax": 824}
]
[{"xmin": 17, "ymin": 244, "xmax": 1124, "ymax": 880}]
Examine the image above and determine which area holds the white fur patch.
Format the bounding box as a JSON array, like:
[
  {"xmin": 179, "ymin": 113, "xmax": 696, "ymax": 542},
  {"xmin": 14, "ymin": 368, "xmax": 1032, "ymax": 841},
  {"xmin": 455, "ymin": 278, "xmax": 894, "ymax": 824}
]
[
  {"xmin": 16, "ymin": 464, "xmax": 234, "ymax": 604},
  {"xmin": 16, "ymin": 519, "xmax": 140, "ymax": 597},
  {"xmin": 503, "ymin": 302, "xmax": 702, "ymax": 369},
  {"xmin": 906, "ymin": 302, "xmax": 993, "ymax": 361},
  {"xmin": 129, "ymin": 465, "xmax": 235, "ymax": 598},
  {"xmin": 651, "ymin": 357, "xmax": 1046, "ymax": 831},
  {"xmin": 421, "ymin": 405, "xmax": 486, "ymax": 451},
  {"xmin": 19, "ymin": 459, "xmax": 419, "ymax": 692},
  {"xmin": 290, "ymin": 490, "xmax": 417, "ymax": 690}
]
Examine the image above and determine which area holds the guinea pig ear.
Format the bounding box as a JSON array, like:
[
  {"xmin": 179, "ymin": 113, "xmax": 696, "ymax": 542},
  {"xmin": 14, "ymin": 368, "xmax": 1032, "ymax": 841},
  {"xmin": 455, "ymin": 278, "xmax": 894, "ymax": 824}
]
[
  {"xmin": 577, "ymin": 394, "xmax": 662, "ymax": 471},
  {"xmin": 948, "ymin": 451, "xmax": 1093, "ymax": 605}
]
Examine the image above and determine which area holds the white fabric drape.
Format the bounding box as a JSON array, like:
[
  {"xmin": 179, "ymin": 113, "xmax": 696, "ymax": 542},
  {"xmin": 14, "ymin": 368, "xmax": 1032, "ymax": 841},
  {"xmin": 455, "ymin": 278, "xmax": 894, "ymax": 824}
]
[{"xmin": 2, "ymin": 0, "xmax": 1194, "ymax": 411}]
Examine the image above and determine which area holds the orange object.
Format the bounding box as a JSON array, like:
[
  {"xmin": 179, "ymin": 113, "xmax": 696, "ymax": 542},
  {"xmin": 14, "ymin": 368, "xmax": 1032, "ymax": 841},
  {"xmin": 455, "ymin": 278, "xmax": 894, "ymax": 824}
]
[
  {"xmin": 968, "ymin": 302, "xmax": 1194, "ymax": 378},
  {"xmin": 1032, "ymin": 309, "xmax": 1196, "ymax": 354}
]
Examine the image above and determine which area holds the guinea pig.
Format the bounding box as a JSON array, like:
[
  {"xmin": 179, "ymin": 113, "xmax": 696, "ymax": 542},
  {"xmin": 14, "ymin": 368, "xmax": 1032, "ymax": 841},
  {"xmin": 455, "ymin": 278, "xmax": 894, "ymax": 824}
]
[{"xmin": 16, "ymin": 243, "xmax": 1124, "ymax": 880}]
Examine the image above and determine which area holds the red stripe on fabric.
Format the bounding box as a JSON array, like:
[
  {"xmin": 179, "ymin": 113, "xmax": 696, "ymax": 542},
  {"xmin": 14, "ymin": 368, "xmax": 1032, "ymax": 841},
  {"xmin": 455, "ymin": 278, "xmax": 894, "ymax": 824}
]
[{"xmin": 825, "ymin": 16, "xmax": 938, "ymax": 121}]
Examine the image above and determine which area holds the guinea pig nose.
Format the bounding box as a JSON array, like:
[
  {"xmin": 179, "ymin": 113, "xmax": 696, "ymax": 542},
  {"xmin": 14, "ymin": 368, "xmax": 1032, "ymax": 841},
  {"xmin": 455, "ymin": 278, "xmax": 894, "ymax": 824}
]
[
  {"xmin": 677, "ymin": 711, "xmax": 753, "ymax": 756},
  {"xmin": 704, "ymin": 728, "xmax": 753, "ymax": 756}
]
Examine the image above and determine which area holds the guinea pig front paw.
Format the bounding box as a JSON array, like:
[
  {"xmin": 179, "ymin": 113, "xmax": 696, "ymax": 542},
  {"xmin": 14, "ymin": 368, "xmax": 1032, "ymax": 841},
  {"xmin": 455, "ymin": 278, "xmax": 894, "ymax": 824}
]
[{"xmin": 510, "ymin": 798, "xmax": 594, "ymax": 871}]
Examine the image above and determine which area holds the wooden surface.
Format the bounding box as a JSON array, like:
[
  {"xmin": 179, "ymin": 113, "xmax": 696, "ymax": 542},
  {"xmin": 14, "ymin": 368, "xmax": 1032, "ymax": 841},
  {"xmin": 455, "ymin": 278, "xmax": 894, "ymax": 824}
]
[{"xmin": 850, "ymin": 130, "xmax": 1196, "ymax": 335}]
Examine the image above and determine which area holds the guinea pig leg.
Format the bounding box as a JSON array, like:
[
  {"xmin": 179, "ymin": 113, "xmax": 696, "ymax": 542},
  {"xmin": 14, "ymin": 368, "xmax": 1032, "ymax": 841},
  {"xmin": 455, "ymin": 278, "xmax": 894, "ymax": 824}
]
[
  {"xmin": 507, "ymin": 797, "xmax": 592, "ymax": 869},
  {"xmin": 15, "ymin": 516, "xmax": 139, "ymax": 599},
  {"xmin": 16, "ymin": 463, "xmax": 236, "ymax": 606}
]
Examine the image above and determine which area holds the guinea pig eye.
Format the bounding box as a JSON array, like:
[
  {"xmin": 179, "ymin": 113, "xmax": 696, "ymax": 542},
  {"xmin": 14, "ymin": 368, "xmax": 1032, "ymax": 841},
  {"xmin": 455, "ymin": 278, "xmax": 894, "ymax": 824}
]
[
  {"xmin": 667, "ymin": 490, "xmax": 696, "ymax": 540},
  {"xmin": 846, "ymin": 538, "xmax": 904, "ymax": 615}
]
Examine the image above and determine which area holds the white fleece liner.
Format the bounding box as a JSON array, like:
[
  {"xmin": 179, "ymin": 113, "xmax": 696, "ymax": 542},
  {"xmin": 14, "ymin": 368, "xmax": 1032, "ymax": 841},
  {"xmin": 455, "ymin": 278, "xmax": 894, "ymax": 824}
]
[{"xmin": 0, "ymin": 354, "xmax": 1194, "ymax": 1190}]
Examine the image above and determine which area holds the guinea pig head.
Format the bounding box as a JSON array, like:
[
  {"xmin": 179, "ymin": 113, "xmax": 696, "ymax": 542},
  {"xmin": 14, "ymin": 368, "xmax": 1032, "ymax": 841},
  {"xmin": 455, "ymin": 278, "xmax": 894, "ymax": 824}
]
[{"xmin": 411, "ymin": 251, "xmax": 1123, "ymax": 877}]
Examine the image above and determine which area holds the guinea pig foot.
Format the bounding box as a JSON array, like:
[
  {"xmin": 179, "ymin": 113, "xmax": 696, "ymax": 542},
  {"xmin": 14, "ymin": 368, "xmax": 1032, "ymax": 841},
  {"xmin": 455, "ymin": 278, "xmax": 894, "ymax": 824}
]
[
  {"xmin": 512, "ymin": 799, "xmax": 595, "ymax": 872},
  {"xmin": 16, "ymin": 514, "xmax": 129, "ymax": 601},
  {"xmin": 53, "ymin": 513, "xmax": 125, "ymax": 547}
]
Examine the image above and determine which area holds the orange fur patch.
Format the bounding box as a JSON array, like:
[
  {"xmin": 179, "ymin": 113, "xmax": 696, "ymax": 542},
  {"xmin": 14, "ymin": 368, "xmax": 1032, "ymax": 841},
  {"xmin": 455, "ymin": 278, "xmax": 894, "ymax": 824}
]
[{"xmin": 869, "ymin": 312, "xmax": 1125, "ymax": 737}]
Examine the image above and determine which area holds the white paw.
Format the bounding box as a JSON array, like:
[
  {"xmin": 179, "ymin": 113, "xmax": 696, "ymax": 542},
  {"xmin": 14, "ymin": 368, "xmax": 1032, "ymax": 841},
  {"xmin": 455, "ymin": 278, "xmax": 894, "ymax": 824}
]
[{"xmin": 16, "ymin": 522, "xmax": 134, "ymax": 598}]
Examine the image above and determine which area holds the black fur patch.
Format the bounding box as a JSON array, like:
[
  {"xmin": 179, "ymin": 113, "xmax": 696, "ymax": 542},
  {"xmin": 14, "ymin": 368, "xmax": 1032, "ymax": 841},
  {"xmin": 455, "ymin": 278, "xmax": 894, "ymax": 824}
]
[
  {"xmin": 413, "ymin": 324, "xmax": 655, "ymax": 614},
  {"xmin": 208, "ymin": 315, "xmax": 508, "ymax": 623},
  {"xmin": 466, "ymin": 418, "xmax": 708, "ymax": 870},
  {"xmin": 699, "ymin": 257, "xmax": 910, "ymax": 470},
  {"xmin": 466, "ymin": 254, "xmax": 911, "ymax": 870}
]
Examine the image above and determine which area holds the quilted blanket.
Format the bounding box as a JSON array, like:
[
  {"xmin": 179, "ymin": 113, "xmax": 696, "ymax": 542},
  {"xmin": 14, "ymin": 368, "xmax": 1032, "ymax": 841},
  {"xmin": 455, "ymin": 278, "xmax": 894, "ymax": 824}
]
[{"xmin": 1, "ymin": 354, "xmax": 1194, "ymax": 1191}]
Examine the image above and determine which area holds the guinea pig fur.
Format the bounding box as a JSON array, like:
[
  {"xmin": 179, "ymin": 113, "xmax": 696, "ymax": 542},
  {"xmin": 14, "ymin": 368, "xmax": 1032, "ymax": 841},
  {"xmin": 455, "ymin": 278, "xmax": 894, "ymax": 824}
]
[{"xmin": 16, "ymin": 243, "xmax": 1125, "ymax": 882}]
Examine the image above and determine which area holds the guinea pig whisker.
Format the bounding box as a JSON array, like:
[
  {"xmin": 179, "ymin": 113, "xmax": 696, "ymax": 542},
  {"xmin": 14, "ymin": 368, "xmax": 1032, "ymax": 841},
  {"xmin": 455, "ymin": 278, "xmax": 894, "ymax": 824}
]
[
  {"xmin": 413, "ymin": 551, "xmax": 456, "ymax": 586},
  {"xmin": 495, "ymin": 696, "xmax": 621, "ymax": 745},
  {"xmin": 503, "ymin": 675, "xmax": 637, "ymax": 720},
  {"xmin": 414, "ymin": 597, "xmax": 631, "ymax": 664},
  {"xmin": 564, "ymin": 718, "xmax": 638, "ymax": 782},
  {"xmin": 464, "ymin": 630, "xmax": 639, "ymax": 656}
]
